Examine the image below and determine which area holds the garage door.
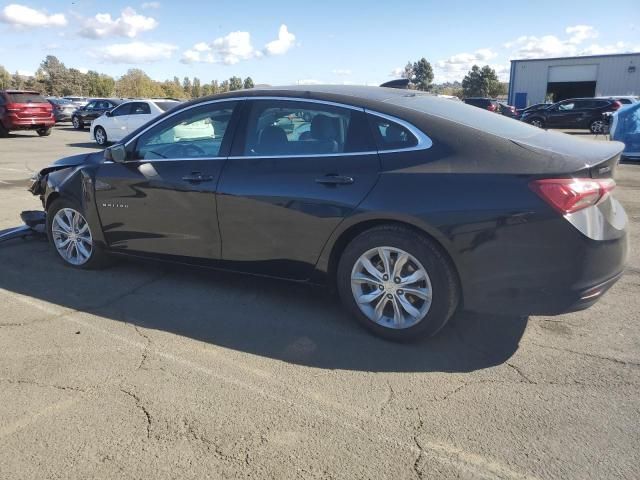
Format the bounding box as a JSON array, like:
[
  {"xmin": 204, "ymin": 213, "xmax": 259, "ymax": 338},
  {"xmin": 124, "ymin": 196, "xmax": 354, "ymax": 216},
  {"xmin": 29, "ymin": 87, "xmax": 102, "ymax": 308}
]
[{"xmin": 548, "ymin": 65, "xmax": 598, "ymax": 82}]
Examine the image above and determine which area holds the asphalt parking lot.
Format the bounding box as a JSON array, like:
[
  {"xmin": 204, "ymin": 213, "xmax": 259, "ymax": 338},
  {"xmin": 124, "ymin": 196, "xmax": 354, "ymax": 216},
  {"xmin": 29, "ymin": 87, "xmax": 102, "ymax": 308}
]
[{"xmin": 0, "ymin": 125, "xmax": 639, "ymax": 479}]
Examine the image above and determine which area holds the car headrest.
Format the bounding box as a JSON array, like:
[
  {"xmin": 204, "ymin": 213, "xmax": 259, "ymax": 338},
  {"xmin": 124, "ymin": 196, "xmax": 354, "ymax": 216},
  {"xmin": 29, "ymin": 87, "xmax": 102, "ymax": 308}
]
[
  {"xmin": 311, "ymin": 114, "xmax": 338, "ymax": 141},
  {"xmin": 259, "ymin": 126, "xmax": 288, "ymax": 153}
]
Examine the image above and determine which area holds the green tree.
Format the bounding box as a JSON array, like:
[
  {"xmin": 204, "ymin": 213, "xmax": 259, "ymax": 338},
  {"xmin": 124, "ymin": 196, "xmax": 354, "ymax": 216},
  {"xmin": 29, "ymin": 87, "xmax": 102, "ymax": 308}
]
[
  {"xmin": 229, "ymin": 76, "xmax": 243, "ymax": 91},
  {"xmin": 462, "ymin": 65, "xmax": 503, "ymax": 98},
  {"xmin": 243, "ymin": 76, "xmax": 254, "ymax": 89},
  {"xmin": 116, "ymin": 69, "xmax": 163, "ymax": 98},
  {"xmin": 210, "ymin": 80, "xmax": 219, "ymax": 94},
  {"xmin": 86, "ymin": 71, "xmax": 115, "ymax": 97},
  {"xmin": 401, "ymin": 61, "xmax": 413, "ymax": 80},
  {"xmin": 0, "ymin": 65, "xmax": 11, "ymax": 89},
  {"xmin": 39, "ymin": 55, "xmax": 68, "ymax": 96},
  {"xmin": 462, "ymin": 65, "xmax": 484, "ymax": 97},
  {"xmin": 201, "ymin": 84, "xmax": 212, "ymax": 96},
  {"xmin": 411, "ymin": 58, "xmax": 433, "ymax": 91},
  {"xmin": 159, "ymin": 79, "xmax": 185, "ymax": 99},
  {"xmin": 12, "ymin": 72, "xmax": 25, "ymax": 90},
  {"xmin": 219, "ymin": 80, "xmax": 230, "ymax": 93},
  {"xmin": 182, "ymin": 77, "xmax": 192, "ymax": 98},
  {"xmin": 191, "ymin": 77, "xmax": 201, "ymax": 97}
]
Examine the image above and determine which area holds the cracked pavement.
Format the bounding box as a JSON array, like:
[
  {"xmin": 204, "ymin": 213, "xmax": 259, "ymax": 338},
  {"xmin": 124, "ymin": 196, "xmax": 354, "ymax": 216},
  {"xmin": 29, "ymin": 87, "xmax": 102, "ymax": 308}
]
[{"xmin": 0, "ymin": 127, "xmax": 639, "ymax": 479}]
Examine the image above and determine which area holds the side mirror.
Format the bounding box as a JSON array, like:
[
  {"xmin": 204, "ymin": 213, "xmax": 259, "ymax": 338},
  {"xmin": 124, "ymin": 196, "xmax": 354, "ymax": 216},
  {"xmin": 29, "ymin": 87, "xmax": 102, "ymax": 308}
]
[
  {"xmin": 105, "ymin": 144, "xmax": 127, "ymax": 163},
  {"xmin": 105, "ymin": 111, "xmax": 112, "ymax": 117}
]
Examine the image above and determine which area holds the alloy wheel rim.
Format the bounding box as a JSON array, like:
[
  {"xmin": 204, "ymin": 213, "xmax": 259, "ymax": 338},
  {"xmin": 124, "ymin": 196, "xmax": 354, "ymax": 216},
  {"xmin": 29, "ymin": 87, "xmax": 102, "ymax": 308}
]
[
  {"xmin": 95, "ymin": 128, "xmax": 105, "ymax": 144},
  {"xmin": 52, "ymin": 208, "xmax": 93, "ymax": 265},
  {"xmin": 73, "ymin": 117, "xmax": 79, "ymax": 128},
  {"xmin": 351, "ymin": 246, "xmax": 433, "ymax": 329},
  {"xmin": 531, "ymin": 120, "xmax": 542, "ymax": 128},
  {"xmin": 591, "ymin": 120, "xmax": 604, "ymax": 133}
]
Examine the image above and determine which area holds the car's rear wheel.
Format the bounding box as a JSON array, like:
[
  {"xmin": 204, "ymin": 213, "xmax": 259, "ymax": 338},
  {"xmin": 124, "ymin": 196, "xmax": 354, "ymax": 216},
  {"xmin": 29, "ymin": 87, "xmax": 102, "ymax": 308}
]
[
  {"xmin": 94, "ymin": 126, "xmax": 107, "ymax": 146},
  {"xmin": 337, "ymin": 225, "xmax": 459, "ymax": 341},
  {"xmin": 46, "ymin": 198, "xmax": 109, "ymax": 269},
  {"xmin": 72, "ymin": 116, "xmax": 83, "ymax": 130},
  {"xmin": 528, "ymin": 118, "xmax": 544, "ymax": 129},
  {"xmin": 0, "ymin": 122, "xmax": 8, "ymax": 138},
  {"xmin": 590, "ymin": 119, "xmax": 605, "ymax": 134},
  {"xmin": 36, "ymin": 127, "xmax": 52, "ymax": 137}
]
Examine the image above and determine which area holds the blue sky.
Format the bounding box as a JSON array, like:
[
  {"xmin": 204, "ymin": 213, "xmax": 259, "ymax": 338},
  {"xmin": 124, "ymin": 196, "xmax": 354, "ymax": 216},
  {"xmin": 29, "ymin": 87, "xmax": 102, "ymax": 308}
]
[{"xmin": 1, "ymin": 0, "xmax": 639, "ymax": 85}]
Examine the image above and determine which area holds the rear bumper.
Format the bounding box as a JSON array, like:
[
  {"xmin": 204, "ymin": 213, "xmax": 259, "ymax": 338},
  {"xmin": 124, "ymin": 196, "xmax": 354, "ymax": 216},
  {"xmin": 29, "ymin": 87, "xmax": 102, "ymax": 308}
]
[
  {"xmin": 3, "ymin": 116, "xmax": 55, "ymax": 129},
  {"xmin": 460, "ymin": 204, "xmax": 628, "ymax": 317}
]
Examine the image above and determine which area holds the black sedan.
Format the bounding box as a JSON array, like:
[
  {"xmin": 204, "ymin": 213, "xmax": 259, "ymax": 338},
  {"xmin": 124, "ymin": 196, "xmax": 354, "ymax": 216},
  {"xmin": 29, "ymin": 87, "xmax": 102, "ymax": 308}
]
[
  {"xmin": 29, "ymin": 86, "xmax": 628, "ymax": 341},
  {"xmin": 71, "ymin": 98, "xmax": 122, "ymax": 130}
]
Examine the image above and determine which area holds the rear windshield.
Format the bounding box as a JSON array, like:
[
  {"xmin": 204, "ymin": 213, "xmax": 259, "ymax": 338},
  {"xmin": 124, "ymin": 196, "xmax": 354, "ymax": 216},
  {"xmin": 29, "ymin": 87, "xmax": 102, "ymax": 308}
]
[
  {"xmin": 155, "ymin": 101, "xmax": 180, "ymax": 112},
  {"xmin": 6, "ymin": 92, "xmax": 47, "ymax": 104},
  {"xmin": 391, "ymin": 93, "xmax": 540, "ymax": 140}
]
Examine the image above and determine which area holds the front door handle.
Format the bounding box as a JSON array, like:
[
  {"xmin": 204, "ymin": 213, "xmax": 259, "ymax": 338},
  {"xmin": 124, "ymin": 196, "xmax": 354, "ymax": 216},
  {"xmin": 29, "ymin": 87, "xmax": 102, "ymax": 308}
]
[
  {"xmin": 315, "ymin": 174, "xmax": 354, "ymax": 185},
  {"xmin": 182, "ymin": 173, "xmax": 214, "ymax": 183}
]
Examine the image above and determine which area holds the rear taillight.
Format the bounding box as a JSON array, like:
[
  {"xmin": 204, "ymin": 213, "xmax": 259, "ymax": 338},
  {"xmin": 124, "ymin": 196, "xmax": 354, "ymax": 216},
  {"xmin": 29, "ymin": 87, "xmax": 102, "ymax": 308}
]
[
  {"xmin": 5, "ymin": 104, "xmax": 21, "ymax": 112},
  {"xmin": 611, "ymin": 101, "xmax": 622, "ymax": 111},
  {"xmin": 529, "ymin": 178, "xmax": 616, "ymax": 214},
  {"xmin": 487, "ymin": 104, "xmax": 496, "ymax": 112}
]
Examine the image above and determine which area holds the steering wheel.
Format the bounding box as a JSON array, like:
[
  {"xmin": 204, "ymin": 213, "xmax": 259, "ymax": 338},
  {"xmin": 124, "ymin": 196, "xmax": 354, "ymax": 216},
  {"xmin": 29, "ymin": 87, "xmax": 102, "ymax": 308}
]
[{"xmin": 161, "ymin": 143, "xmax": 206, "ymax": 158}]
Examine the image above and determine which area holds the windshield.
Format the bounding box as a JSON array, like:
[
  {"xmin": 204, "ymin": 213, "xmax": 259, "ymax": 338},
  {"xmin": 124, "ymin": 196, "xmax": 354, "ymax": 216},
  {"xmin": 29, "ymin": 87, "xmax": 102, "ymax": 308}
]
[{"xmin": 6, "ymin": 92, "xmax": 47, "ymax": 104}]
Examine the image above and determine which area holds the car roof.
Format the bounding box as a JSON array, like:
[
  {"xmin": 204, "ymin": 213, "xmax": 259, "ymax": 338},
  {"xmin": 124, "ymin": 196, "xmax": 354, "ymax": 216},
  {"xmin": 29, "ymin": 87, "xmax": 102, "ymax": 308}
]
[{"xmin": 2, "ymin": 90, "xmax": 41, "ymax": 94}]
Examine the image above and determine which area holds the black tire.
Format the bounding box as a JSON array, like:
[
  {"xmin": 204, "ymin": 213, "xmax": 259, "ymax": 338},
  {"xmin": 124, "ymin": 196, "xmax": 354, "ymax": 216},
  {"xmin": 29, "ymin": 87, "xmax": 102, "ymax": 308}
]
[
  {"xmin": 72, "ymin": 116, "xmax": 84, "ymax": 130},
  {"xmin": 527, "ymin": 117, "xmax": 545, "ymax": 129},
  {"xmin": 46, "ymin": 198, "xmax": 110, "ymax": 270},
  {"xmin": 94, "ymin": 126, "xmax": 107, "ymax": 146},
  {"xmin": 0, "ymin": 122, "xmax": 8, "ymax": 138},
  {"xmin": 337, "ymin": 225, "xmax": 460, "ymax": 341},
  {"xmin": 37, "ymin": 127, "xmax": 52, "ymax": 137}
]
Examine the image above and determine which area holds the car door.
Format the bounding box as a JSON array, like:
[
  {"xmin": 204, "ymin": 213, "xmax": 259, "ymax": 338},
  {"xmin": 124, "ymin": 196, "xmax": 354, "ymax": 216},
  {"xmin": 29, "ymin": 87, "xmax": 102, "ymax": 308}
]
[
  {"xmin": 126, "ymin": 102, "xmax": 154, "ymax": 133},
  {"xmin": 104, "ymin": 103, "xmax": 131, "ymax": 140},
  {"xmin": 94, "ymin": 100, "xmax": 241, "ymax": 259},
  {"xmin": 216, "ymin": 98, "xmax": 380, "ymax": 279},
  {"xmin": 79, "ymin": 101, "xmax": 97, "ymax": 122},
  {"xmin": 547, "ymin": 100, "xmax": 580, "ymax": 128}
]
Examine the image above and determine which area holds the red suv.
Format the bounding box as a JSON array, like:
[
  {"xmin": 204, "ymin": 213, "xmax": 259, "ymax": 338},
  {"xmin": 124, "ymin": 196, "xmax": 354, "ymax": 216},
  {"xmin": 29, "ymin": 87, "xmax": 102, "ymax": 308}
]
[{"xmin": 0, "ymin": 90, "xmax": 55, "ymax": 137}]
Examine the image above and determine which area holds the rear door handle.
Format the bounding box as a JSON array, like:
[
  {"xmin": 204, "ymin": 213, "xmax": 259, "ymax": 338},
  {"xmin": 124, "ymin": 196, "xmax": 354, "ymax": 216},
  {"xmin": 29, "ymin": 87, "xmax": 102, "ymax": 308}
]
[
  {"xmin": 315, "ymin": 174, "xmax": 354, "ymax": 185},
  {"xmin": 182, "ymin": 173, "xmax": 214, "ymax": 183}
]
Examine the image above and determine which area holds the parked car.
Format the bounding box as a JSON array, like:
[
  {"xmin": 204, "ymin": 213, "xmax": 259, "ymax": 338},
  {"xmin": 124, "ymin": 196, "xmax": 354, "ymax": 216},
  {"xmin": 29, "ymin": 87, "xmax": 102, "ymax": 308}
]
[
  {"xmin": 0, "ymin": 90, "xmax": 55, "ymax": 137},
  {"xmin": 47, "ymin": 98, "xmax": 76, "ymax": 122},
  {"xmin": 521, "ymin": 97, "xmax": 623, "ymax": 133},
  {"xmin": 71, "ymin": 98, "xmax": 122, "ymax": 130},
  {"xmin": 463, "ymin": 97, "xmax": 499, "ymax": 112},
  {"xmin": 29, "ymin": 86, "xmax": 627, "ymax": 341},
  {"xmin": 516, "ymin": 103, "xmax": 551, "ymax": 117},
  {"xmin": 597, "ymin": 96, "xmax": 639, "ymax": 105},
  {"xmin": 63, "ymin": 96, "xmax": 88, "ymax": 108},
  {"xmin": 498, "ymin": 102, "xmax": 518, "ymax": 118},
  {"xmin": 90, "ymin": 99, "xmax": 181, "ymax": 145}
]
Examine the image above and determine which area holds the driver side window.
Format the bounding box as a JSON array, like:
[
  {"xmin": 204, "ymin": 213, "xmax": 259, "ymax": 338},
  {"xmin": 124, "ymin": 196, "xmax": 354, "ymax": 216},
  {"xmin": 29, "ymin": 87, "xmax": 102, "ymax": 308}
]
[{"xmin": 133, "ymin": 101, "xmax": 237, "ymax": 160}]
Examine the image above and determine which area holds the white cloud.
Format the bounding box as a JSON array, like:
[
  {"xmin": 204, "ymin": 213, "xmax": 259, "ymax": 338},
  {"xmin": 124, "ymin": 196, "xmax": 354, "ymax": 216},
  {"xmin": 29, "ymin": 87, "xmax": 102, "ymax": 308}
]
[
  {"xmin": 566, "ymin": 25, "xmax": 598, "ymax": 44},
  {"xmin": 297, "ymin": 79, "xmax": 323, "ymax": 85},
  {"xmin": 0, "ymin": 3, "xmax": 67, "ymax": 28},
  {"xmin": 79, "ymin": 7, "xmax": 157, "ymax": 39},
  {"xmin": 434, "ymin": 48, "xmax": 499, "ymax": 82},
  {"xmin": 181, "ymin": 24, "xmax": 296, "ymax": 64},
  {"xmin": 332, "ymin": 69, "xmax": 352, "ymax": 76},
  {"xmin": 141, "ymin": 1, "xmax": 160, "ymax": 8},
  {"xmin": 264, "ymin": 24, "xmax": 295, "ymax": 55},
  {"xmin": 579, "ymin": 41, "xmax": 629, "ymax": 55},
  {"xmin": 17, "ymin": 69, "xmax": 34, "ymax": 76},
  {"xmin": 76, "ymin": 67, "xmax": 89, "ymax": 74},
  {"xmin": 92, "ymin": 41, "xmax": 177, "ymax": 63},
  {"xmin": 390, "ymin": 66, "xmax": 404, "ymax": 77}
]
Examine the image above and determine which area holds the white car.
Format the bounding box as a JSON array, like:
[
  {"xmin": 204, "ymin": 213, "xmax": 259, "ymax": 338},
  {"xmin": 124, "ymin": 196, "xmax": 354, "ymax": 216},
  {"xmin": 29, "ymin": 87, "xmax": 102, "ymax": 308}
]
[{"xmin": 90, "ymin": 99, "xmax": 180, "ymax": 146}]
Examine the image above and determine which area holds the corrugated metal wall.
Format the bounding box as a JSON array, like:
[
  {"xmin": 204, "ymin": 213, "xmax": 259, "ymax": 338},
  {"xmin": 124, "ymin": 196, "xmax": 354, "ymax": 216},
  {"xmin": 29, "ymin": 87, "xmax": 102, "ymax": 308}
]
[{"xmin": 508, "ymin": 54, "xmax": 640, "ymax": 106}]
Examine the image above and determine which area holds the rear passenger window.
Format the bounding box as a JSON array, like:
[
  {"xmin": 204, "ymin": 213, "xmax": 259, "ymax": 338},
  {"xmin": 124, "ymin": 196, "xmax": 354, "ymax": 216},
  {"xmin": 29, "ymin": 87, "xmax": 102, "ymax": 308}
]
[
  {"xmin": 131, "ymin": 102, "xmax": 151, "ymax": 115},
  {"xmin": 243, "ymin": 100, "xmax": 374, "ymax": 156},
  {"xmin": 368, "ymin": 115, "xmax": 419, "ymax": 151}
]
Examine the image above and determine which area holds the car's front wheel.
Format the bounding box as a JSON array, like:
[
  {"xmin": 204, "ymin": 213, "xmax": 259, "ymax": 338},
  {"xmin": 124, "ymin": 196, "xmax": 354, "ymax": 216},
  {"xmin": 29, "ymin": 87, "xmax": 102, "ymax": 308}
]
[
  {"xmin": 337, "ymin": 225, "xmax": 459, "ymax": 341},
  {"xmin": 36, "ymin": 127, "xmax": 52, "ymax": 137},
  {"xmin": 72, "ymin": 116, "xmax": 83, "ymax": 130},
  {"xmin": 46, "ymin": 198, "xmax": 108, "ymax": 269},
  {"xmin": 94, "ymin": 126, "xmax": 107, "ymax": 146}
]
